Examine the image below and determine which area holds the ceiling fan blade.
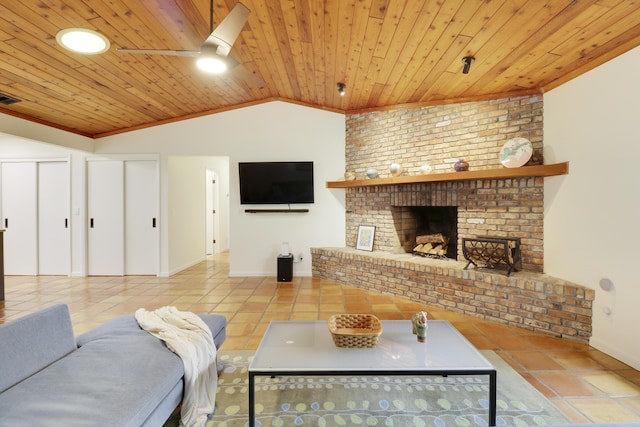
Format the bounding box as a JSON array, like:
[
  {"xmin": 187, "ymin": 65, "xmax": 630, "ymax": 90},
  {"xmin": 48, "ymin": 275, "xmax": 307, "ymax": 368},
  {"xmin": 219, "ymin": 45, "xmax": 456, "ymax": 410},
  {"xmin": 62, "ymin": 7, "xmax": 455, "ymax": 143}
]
[
  {"xmin": 206, "ymin": 3, "xmax": 250, "ymax": 57},
  {"xmin": 116, "ymin": 48, "xmax": 200, "ymax": 57}
]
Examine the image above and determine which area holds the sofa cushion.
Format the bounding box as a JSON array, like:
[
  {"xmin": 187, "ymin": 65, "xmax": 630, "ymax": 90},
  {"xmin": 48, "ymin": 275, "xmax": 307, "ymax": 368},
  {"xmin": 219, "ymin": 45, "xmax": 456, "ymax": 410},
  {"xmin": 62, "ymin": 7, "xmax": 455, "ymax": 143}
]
[
  {"xmin": 0, "ymin": 304, "xmax": 76, "ymax": 393},
  {"xmin": 76, "ymin": 313, "xmax": 227, "ymax": 350},
  {"xmin": 0, "ymin": 315, "xmax": 185, "ymax": 427}
]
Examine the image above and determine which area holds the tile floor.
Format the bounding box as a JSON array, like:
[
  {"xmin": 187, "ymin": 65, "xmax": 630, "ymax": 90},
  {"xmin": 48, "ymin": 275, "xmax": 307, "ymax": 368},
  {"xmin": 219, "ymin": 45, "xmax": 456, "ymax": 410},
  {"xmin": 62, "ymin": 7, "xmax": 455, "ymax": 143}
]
[{"xmin": 1, "ymin": 253, "xmax": 639, "ymax": 424}]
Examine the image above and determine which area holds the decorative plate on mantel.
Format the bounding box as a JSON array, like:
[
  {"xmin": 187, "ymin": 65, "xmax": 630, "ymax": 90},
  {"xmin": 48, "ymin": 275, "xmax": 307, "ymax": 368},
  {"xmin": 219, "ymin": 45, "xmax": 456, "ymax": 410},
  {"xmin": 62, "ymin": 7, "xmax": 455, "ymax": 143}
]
[{"xmin": 499, "ymin": 137, "xmax": 533, "ymax": 168}]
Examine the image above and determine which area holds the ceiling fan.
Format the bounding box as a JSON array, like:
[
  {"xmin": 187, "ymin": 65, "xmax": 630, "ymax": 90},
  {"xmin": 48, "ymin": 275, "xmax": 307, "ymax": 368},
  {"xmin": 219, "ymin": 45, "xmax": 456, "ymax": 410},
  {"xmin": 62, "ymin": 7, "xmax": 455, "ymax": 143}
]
[{"xmin": 117, "ymin": 1, "xmax": 250, "ymax": 75}]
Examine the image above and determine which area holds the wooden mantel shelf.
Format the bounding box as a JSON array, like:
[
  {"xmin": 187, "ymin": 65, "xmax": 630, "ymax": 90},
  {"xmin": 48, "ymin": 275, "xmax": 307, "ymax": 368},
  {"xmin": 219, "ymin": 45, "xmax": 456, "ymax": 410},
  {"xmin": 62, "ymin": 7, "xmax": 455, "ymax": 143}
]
[{"xmin": 326, "ymin": 161, "xmax": 569, "ymax": 188}]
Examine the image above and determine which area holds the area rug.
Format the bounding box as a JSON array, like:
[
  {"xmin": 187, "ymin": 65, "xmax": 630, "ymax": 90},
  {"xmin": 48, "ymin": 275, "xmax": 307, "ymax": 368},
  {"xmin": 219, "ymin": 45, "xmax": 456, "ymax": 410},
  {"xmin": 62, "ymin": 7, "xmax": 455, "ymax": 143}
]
[{"xmin": 165, "ymin": 350, "xmax": 570, "ymax": 427}]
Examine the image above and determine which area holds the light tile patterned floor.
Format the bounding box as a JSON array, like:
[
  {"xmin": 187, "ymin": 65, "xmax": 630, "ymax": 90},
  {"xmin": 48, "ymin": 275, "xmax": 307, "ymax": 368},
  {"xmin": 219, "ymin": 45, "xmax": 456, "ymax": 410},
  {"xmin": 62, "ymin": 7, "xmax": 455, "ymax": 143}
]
[{"xmin": 1, "ymin": 253, "xmax": 639, "ymax": 423}]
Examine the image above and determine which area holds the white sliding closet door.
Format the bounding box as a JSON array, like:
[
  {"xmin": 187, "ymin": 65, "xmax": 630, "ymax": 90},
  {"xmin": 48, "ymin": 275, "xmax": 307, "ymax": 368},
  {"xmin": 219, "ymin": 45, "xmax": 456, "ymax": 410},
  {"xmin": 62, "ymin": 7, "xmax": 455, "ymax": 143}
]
[
  {"xmin": 1, "ymin": 162, "xmax": 37, "ymax": 275},
  {"xmin": 38, "ymin": 161, "xmax": 70, "ymax": 275},
  {"xmin": 87, "ymin": 160, "xmax": 124, "ymax": 275},
  {"xmin": 124, "ymin": 160, "xmax": 158, "ymax": 275}
]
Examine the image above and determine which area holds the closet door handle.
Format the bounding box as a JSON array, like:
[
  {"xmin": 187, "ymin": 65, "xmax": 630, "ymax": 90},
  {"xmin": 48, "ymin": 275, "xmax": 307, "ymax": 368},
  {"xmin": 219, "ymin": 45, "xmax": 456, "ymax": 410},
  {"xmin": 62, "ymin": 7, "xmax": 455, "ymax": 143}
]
[
  {"xmin": 3, "ymin": 218, "xmax": 7, "ymax": 228},
  {"xmin": 152, "ymin": 218, "xmax": 157, "ymax": 228},
  {"xmin": 90, "ymin": 218, "xmax": 94, "ymax": 228},
  {"xmin": 65, "ymin": 218, "xmax": 69, "ymax": 228}
]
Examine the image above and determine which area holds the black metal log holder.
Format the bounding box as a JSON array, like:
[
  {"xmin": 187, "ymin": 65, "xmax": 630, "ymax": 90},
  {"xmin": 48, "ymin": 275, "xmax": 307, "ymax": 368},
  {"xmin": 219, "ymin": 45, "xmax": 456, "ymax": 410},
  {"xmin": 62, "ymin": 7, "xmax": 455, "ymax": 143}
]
[{"xmin": 462, "ymin": 236, "xmax": 522, "ymax": 276}]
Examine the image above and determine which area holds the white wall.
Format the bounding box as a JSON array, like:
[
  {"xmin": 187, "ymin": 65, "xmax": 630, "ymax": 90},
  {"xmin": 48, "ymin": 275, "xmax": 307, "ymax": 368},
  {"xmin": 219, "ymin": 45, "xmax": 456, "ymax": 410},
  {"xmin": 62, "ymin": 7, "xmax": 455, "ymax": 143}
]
[
  {"xmin": 0, "ymin": 114, "xmax": 94, "ymax": 152},
  {"xmin": 95, "ymin": 101, "xmax": 346, "ymax": 277},
  {"xmin": 544, "ymin": 46, "xmax": 640, "ymax": 369}
]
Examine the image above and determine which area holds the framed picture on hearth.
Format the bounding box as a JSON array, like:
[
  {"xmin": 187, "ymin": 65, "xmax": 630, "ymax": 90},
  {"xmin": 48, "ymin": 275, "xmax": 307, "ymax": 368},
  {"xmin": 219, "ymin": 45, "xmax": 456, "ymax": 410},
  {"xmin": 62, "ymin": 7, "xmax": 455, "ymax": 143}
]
[{"xmin": 356, "ymin": 225, "xmax": 375, "ymax": 251}]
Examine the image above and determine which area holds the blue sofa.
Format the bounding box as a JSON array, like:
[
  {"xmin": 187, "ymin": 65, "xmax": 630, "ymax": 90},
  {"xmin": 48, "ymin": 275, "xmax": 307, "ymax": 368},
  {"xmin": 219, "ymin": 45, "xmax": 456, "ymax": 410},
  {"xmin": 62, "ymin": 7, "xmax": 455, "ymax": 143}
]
[{"xmin": 0, "ymin": 304, "xmax": 226, "ymax": 426}]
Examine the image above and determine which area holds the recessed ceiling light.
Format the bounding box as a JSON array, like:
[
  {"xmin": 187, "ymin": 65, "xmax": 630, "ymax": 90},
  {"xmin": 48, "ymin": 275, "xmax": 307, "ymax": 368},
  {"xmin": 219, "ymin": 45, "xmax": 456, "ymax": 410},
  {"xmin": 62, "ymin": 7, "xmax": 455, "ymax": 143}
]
[{"xmin": 56, "ymin": 28, "xmax": 110, "ymax": 54}]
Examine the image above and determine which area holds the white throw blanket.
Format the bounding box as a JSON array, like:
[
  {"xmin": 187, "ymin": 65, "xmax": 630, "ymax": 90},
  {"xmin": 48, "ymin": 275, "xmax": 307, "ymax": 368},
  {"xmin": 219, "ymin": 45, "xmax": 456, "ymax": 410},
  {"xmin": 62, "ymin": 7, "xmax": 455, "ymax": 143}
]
[{"xmin": 135, "ymin": 306, "xmax": 217, "ymax": 427}]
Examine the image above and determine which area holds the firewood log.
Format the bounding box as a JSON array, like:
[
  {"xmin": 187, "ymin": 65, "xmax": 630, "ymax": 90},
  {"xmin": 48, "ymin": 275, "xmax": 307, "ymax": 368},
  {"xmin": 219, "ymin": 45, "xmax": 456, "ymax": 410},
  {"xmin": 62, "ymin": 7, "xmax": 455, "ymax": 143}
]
[
  {"xmin": 416, "ymin": 233, "xmax": 445, "ymax": 244},
  {"xmin": 420, "ymin": 243, "xmax": 433, "ymax": 252}
]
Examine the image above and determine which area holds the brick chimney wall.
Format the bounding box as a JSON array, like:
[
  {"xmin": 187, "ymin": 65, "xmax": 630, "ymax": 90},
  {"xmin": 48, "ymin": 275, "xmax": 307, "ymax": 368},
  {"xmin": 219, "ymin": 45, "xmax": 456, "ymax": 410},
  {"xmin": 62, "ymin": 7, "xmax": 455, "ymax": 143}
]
[{"xmin": 346, "ymin": 95, "xmax": 543, "ymax": 176}]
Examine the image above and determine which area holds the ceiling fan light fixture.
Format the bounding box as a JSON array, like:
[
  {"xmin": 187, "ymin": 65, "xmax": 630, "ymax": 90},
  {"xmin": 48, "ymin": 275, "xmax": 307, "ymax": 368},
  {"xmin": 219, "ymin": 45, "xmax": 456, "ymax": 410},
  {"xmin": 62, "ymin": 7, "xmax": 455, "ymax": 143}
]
[
  {"xmin": 56, "ymin": 28, "xmax": 110, "ymax": 54},
  {"xmin": 196, "ymin": 55, "xmax": 228, "ymax": 74}
]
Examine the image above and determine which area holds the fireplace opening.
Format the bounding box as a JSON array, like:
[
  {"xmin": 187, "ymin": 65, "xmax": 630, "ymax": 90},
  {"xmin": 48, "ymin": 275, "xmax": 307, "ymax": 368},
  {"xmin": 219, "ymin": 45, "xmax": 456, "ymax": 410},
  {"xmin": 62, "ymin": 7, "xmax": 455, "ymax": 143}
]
[{"xmin": 392, "ymin": 206, "xmax": 458, "ymax": 259}]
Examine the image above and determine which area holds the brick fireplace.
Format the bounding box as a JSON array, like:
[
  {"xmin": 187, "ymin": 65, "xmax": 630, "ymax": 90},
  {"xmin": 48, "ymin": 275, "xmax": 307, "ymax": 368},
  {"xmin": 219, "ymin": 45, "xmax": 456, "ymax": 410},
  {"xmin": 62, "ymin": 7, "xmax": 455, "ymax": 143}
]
[
  {"xmin": 312, "ymin": 95, "xmax": 594, "ymax": 341},
  {"xmin": 347, "ymin": 177, "xmax": 544, "ymax": 272}
]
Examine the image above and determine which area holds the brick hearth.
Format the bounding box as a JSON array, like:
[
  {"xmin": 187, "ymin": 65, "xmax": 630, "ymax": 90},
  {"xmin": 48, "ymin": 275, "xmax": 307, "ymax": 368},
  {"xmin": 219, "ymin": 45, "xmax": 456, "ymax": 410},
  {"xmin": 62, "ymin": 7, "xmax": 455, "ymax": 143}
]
[{"xmin": 312, "ymin": 247, "xmax": 594, "ymax": 341}]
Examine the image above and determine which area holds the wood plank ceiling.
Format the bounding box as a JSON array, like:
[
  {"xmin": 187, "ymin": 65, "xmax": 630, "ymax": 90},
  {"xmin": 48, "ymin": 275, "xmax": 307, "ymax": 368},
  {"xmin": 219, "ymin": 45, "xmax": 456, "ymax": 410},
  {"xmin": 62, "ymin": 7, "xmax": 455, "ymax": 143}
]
[{"xmin": 0, "ymin": 0, "xmax": 639, "ymax": 138}]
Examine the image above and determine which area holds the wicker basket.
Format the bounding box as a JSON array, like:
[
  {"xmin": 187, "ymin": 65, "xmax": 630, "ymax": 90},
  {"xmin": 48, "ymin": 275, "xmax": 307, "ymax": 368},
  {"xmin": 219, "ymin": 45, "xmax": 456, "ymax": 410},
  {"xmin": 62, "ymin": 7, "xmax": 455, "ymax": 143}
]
[{"xmin": 328, "ymin": 314, "xmax": 382, "ymax": 348}]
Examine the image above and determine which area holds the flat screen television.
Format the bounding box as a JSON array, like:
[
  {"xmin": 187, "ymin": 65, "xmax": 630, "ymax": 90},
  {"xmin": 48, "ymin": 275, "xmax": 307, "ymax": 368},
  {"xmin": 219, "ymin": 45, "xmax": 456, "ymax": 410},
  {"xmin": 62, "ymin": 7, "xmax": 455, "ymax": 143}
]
[{"xmin": 239, "ymin": 161, "xmax": 314, "ymax": 205}]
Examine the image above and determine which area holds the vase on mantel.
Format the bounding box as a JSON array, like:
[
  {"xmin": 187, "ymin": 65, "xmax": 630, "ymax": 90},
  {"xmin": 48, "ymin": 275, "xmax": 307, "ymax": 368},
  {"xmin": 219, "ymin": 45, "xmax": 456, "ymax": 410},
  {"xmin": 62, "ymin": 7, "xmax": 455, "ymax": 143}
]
[
  {"xmin": 454, "ymin": 159, "xmax": 469, "ymax": 172},
  {"xmin": 389, "ymin": 163, "xmax": 403, "ymax": 177}
]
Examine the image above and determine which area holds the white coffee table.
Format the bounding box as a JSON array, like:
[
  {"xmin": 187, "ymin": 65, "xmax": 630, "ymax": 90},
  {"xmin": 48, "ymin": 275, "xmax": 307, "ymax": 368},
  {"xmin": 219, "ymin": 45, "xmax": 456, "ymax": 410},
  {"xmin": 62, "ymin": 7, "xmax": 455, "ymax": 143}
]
[{"xmin": 248, "ymin": 319, "xmax": 497, "ymax": 426}]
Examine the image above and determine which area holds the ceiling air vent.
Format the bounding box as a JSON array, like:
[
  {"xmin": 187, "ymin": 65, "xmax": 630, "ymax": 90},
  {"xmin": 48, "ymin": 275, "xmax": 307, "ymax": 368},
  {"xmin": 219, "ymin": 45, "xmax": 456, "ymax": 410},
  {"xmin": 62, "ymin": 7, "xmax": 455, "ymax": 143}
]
[{"xmin": 0, "ymin": 93, "xmax": 21, "ymax": 105}]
